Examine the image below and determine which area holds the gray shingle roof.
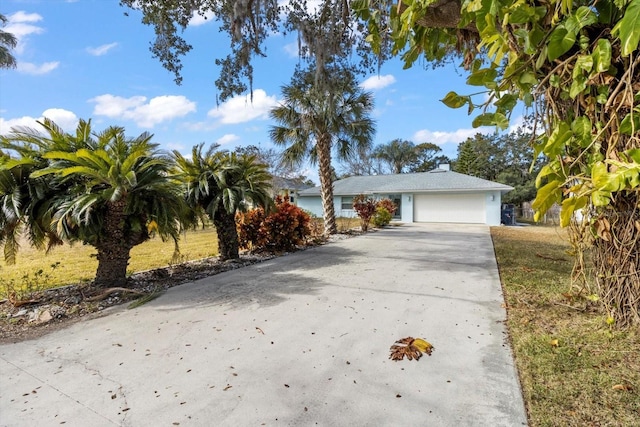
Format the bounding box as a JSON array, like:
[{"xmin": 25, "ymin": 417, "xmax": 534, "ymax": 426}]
[{"xmin": 298, "ymin": 169, "xmax": 514, "ymax": 196}]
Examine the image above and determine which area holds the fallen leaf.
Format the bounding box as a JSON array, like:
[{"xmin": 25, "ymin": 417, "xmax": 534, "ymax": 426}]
[
  {"xmin": 223, "ymin": 385, "xmax": 232, "ymax": 391},
  {"xmin": 550, "ymin": 339, "xmax": 559, "ymax": 347},
  {"xmin": 612, "ymin": 384, "xmax": 633, "ymax": 391},
  {"xmin": 389, "ymin": 337, "xmax": 435, "ymax": 361},
  {"xmin": 411, "ymin": 338, "xmax": 434, "ymax": 355}
]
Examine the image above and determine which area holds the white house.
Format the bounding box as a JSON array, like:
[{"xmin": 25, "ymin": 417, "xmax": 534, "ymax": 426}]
[{"xmin": 297, "ymin": 166, "xmax": 513, "ymax": 226}]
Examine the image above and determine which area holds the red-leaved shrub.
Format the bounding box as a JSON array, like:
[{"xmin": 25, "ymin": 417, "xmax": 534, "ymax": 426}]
[
  {"xmin": 237, "ymin": 196, "xmax": 311, "ymax": 252},
  {"xmin": 352, "ymin": 194, "xmax": 377, "ymax": 232},
  {"xmin": 376, "ymin": 198, "xmax": 397, "ymax": 216}
]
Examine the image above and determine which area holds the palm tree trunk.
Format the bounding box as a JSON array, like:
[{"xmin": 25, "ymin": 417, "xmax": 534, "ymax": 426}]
[
  {"xmin": 214, "ymin": 205, "xmax": 240, "ymax": 261},
  {"xmin": 94, "ymin": 200, "xmax": 132, "ymax": 287},
  {"xmin": 317, "ymin": 133, "xmax": 337, "ymax": 235}
]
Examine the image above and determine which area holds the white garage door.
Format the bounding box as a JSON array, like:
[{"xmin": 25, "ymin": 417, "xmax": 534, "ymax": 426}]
[{"xmin": 414, "ymin": 193, "xmax": 486, "ymax": 223}]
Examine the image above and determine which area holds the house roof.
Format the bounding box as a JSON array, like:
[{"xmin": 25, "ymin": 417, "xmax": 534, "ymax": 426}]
[
  {"xmin": 272, "ymin": 177, "xmax": 314, "ymax": 191},
  {"xmin": 298, "ymin": 169, "xmax": 514, "ymax": 196}
]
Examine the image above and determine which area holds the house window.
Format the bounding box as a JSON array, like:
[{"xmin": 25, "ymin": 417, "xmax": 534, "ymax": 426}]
[{"xmin": 341, "ymin": 196, "xmax": 353, "ymax": 210}]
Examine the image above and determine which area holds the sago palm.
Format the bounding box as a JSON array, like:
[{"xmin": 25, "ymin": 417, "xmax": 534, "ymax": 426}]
[
  {"xmin": 269, "ymin": 67, "xmax": 375, "ymax": 235},
  {"xmin": 1, "ymin": 119, "xmax": 188, "ymax": 287},
  {"xmin": 173, "ymin": 144, "xmax": 273, "ymax": 260}
]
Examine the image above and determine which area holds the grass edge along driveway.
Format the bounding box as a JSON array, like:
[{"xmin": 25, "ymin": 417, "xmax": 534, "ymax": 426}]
[{"xmin": 491, "ymin": 225, "xmax": 639, "ymax": 427}]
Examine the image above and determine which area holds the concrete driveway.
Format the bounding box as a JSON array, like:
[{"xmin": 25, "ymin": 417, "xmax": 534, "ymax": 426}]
[{"xmin": 0, "ymin": 223, "xmax": 527, "ymax": 427}]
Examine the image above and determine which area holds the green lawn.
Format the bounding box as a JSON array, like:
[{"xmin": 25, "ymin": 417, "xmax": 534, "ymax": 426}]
[
  {"xmin": 492, "ymin": 225, "xmax": 639, "ymax": 426},
  {"xmin": 0, "ymin": 227, "xmax": 220, "ymax": 297}
]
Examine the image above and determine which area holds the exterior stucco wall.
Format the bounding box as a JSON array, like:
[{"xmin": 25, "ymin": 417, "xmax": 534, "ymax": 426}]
[
  {"xmin": 297, "ymin": 196, "xmax": 324, "ymax": 218},
  {"xmin": 485, "ymin": 191, "xmax": 502, "ymax": 225},
  {"xmin": 299, "ymin": 191, "xmax": 503, "ymax": 225}
]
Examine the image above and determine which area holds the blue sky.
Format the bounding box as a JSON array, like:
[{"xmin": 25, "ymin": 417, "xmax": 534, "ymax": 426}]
[{"xmin": 0, "ymin": 0, "xmax": 524, "ymax": 182}]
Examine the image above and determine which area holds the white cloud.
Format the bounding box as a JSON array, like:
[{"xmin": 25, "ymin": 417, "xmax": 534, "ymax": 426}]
[
  {"xmin": 86, "ymin": 42, "xmax": 118, "ymax": 56},
  {"xmin": 0, "ymin": 109, "xmax": 78, "ymax": 135},
  {"xmin": 412, "ymin": 127, "xmax": 494, "ymax": 145},
  {"xmin": 283, "ymin": 41, "xmax": 299, "ymax": 57},
  {"xmin": 16, "ymin": 61, "xmax": 59, "ymax": 75},
  {"xmin": 189, "ymin": 10, "xmax": 215, "ymax": 26},
  {"xmin": 41, "ymin": 108, "xmax": 79, "ymax": 130},
  {"xmin": 360, "ymin": 75, "xmax": 396, "ymax": 91},
  {"xmin": 90, "ymin": 94, "xmax": 197, "ymax": 128},
  {"xmin": 216, "ymin": 134, "xmax": 240, "ymax": 145},
  {"xmin": 207, "ymin": 89, "xmax": 278, "ymax": 124},
  {"xmin": 0, "ymin": 116, "xmax": 39, "ymax": 134},
  {"xmin": 6, "ymin": 11, "xmax": 44, "ymax": 55}
]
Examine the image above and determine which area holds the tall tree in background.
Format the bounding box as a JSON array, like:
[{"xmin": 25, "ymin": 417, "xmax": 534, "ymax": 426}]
[
  {"xmin": 0, "ymin": 13, "xmax": 17, "ymax": 69},
  {"xmin": 269, "ymin": 67, "xmax": 375, "ymax": 235},
  {"xmin": 453, "ymin": 134, "xmax": 497, "ymax": 180},
  {"xmin": 410, "ymin": 142, "xmax": 449, "ymax": 172},
  {"xmin": 1, "ymin": 119, "xmax": 188, "ymax": 287},
  {"xmin": 454, "ymin": 131, "xmax": 541, "ymax": 207},
  {"xmin": 372, "ymin": 139, "xmax": 448, "ymax": 174},
  {"xmin": 372, "ymin": 139, "xmax": 416, "ymax": 174}
]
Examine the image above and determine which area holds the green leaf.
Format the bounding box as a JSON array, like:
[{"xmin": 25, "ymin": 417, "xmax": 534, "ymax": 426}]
[
  {"xmin": 591, "ymin": 190, "xmax": 611, "ymax": 206},
  {"xmin": 561, "ymin": 196, "xmax": 587, "ymax": 227},
  {"xmin": 441, "ymin": 91, "xmax": 468, "ymax": 109},
  {"xmin": 569, "ymin": 74, "xmax": 587, "ymax": 98},
  {"xmin": 619, "ymin": 111, "xmax": 640, "ymax": 135},
  {"xmin": 472, "ymin": 113, "xmax": 496, "ymax": 128},
  {"xmin": 548, "ymin": 26, "xmax": 576, "ymax": 61},
  {"xmin": 592, "ymin": 39, "xmax": 612, "ymax": 72},
  {"xmin": 571, "ymin": 116, "xmax": 592, "ymax": 147},
  {"xmin": 493, "ymin": 113, "xmax": 509, "ymax": 130},
  {"xmin": 566, "ymin": 7, "xmax": 598, "ymax": 33},
  {"xmin": 523, "ymin": 93, "xmax": 534, "ymax": 107},
  {"xmin": 494, "ymin": 93, "xmax": 517, "ymax": 111},
  {"xmin": 466, "ymin": 68, "xmax": 498, "ymax": 86},
  {"xmin": 572, "ymin": 55, "xmax": 594, "ymax": 78},
  {"xmin": 508, "ymin": 5, "xmax": 534, "ymax": 24},
  {"xmin": 625, "ymin": 148, "xmax": 640, "ymax": 163},
  {"xmin": 532, "ymin": 179, "xmax": 563, "ymax": 220},
  {"xmin": 519, "ymin": 71, "xmax": 538, "ymax": 85},
  {"xmin": 544, "ymin": 122, "xmax": 573, "ymax": 157},
  {"xmin": 612, "ymin": 0, "xmax": 640, "ymax": 56}
]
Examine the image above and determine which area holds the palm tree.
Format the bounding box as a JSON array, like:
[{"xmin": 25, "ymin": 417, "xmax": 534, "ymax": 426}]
[
  {"xmin": 0, "ymin": 143, "xmax": 62, "ymax": 264},
  {"xmin": 372, "ymin": 139, "xmax": 418, "ymax": 174},
  {"xmin": 0, "ymin": 13, "xmax": 17, "ymax": 69},
  {"xmin": 1, "ymin": 119, "xmax": 188, "ymax": 287},
  {"xmin": 173, "ymin": 144, "xmax": 273, "ymax": 261},
  {"xmin": 269, "ymin": 67, "xmax": 376, "ymax": 235}
]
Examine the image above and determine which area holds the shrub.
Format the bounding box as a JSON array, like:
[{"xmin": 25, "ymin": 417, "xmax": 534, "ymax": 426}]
[
  {"xmin": 237, "ymin": 196, "xmax": 311, "ymax": 252},
  {"xmin": 377, "ymin": 198, "xmax": 397, "ymax": 216},
  {"xmin": 373, "ymin": 206, "xmax": 393, "ymax": 227},
  {"xmin": 352, "ymin": 194, "xmax": 377, "ymax": 232},
  {"xmin": 236, "ymin": 208, "xmax": 266, "ymax": 251}
]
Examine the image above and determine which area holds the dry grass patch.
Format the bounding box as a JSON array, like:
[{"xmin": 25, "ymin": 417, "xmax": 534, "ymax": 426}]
[
  {"xmin": 492, "ymin": 226, "xmax": 639, "ymax": 426},
  {"xmin": 0, "ymin": 228, "xmax": 219, "ymax": 298}
]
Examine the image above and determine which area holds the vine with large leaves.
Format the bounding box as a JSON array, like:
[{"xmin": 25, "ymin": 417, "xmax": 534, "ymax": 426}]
[{"xmin": 354, "ymin": 0, "xmax": 639, "ymax": 326}]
